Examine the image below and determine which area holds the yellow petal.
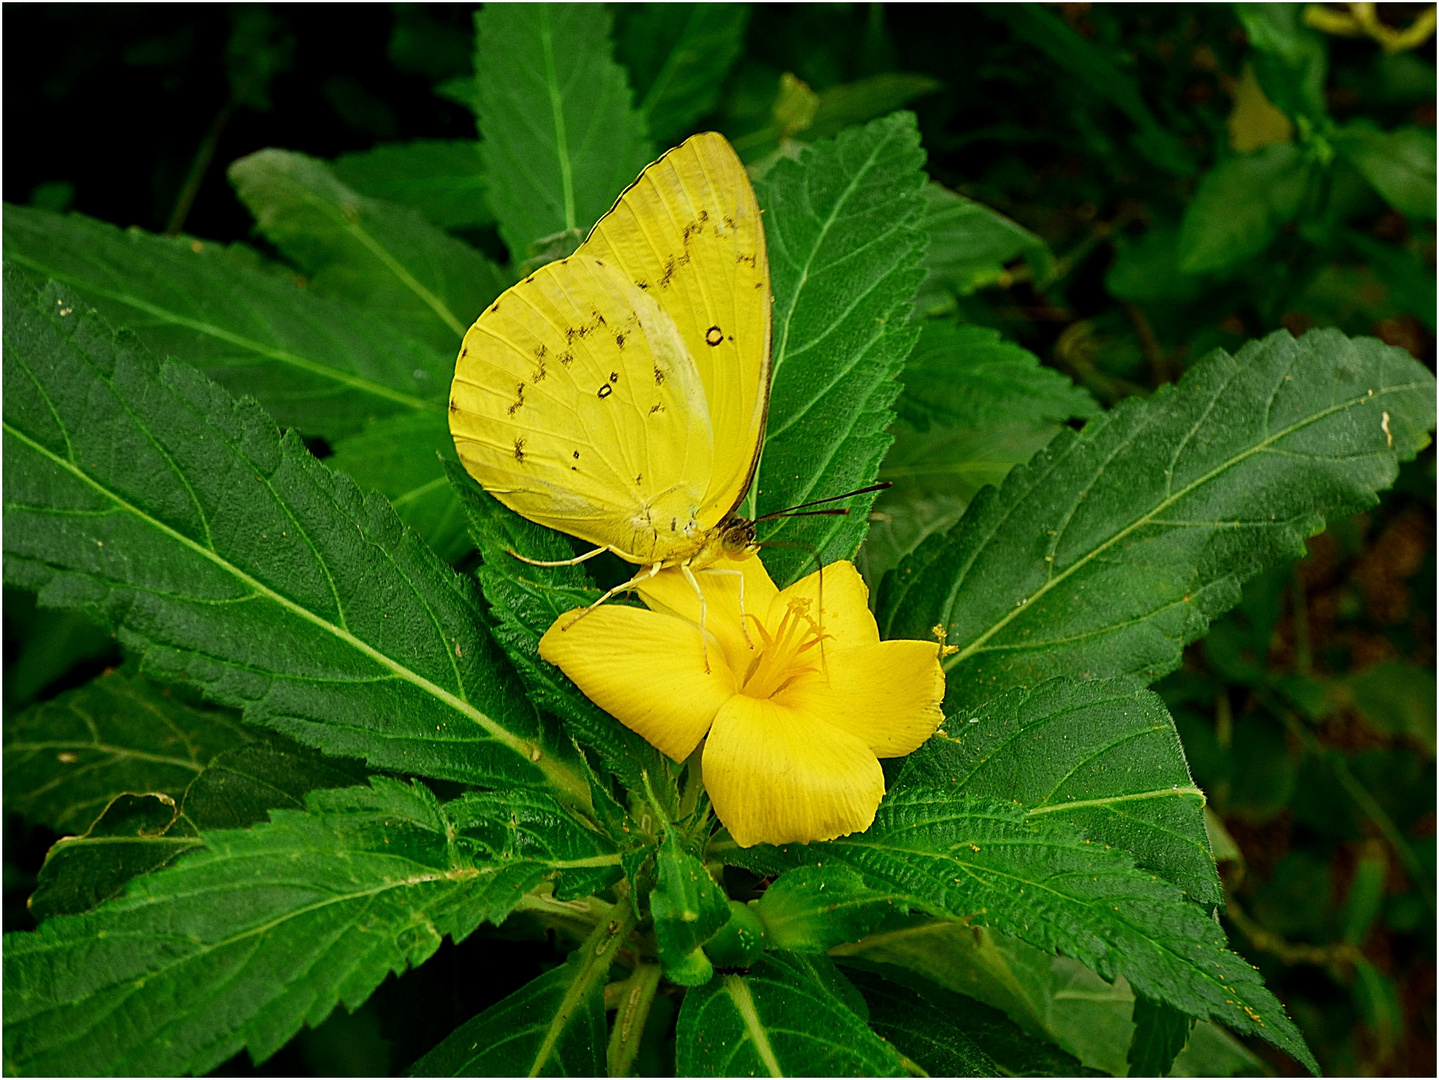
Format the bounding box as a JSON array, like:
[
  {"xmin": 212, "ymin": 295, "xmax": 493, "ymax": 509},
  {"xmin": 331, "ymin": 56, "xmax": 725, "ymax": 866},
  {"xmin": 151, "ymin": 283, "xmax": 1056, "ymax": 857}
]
[
  {"xmin": 538, "ymin": 605, "xmax": 735, "ymax": 761},
  {"xmin": 777, "ymin": 640, "xmax": 945, "ymax": 757},
  {"xmin": 768, "ymin": 560, "xmax": 879, "ymax": 651},
  {"xmin": 703, "ymin": 694, "xmax": 884, "ymax": 847},
  {"xmin": 634, "ymin": 554, "xmax": 778, "ymax": 672}
]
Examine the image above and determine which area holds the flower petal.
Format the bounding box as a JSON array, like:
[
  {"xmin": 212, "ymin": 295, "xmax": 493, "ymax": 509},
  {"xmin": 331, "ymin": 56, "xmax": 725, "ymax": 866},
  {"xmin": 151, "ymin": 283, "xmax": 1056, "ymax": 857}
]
[
  {"xmin": 777, "ymin": 640, "xmax": 945, "ymax": 757},
  {"xmin": 768, "ymin": 560, "xmax": 878, "ymax": 651},
  {"xmin": 634, "ymin": 554, "xmax": 778, "ymax": 672},
  {"xmin": 539, "ymin": 605, "xmax": 735, "ymax": 761},
  {"xmin": 703, "ymin": 694, "xmax": 884, "ymax": 847}
]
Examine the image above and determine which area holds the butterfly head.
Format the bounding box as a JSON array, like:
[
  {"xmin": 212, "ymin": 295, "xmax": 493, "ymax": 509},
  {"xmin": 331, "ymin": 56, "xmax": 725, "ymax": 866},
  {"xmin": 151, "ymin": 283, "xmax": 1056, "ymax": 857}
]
[{"xmin": 718, "ymin": 517, "xmax": 758, "ymax": 558}]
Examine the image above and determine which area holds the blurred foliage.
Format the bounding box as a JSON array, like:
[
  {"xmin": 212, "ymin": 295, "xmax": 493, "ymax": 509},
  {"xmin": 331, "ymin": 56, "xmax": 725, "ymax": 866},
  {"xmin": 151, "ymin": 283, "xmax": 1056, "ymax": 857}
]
[{"xmin": 4, "ymin": 2, "xmax": 1433, "ymax": 1075}]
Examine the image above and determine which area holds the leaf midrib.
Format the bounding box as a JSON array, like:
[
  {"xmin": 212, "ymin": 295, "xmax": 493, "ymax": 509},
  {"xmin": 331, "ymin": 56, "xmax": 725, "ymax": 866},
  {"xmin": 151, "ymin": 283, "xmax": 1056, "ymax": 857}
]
[
  {"xmin": 5, "ymin": 250, "xmax": 437, "ymax": 412},
  {"xmin": 943, "ymin": 383, "xmax": 1421, "ymax": 671},
  {"xmin": 3, "ymin": 421, "xmax": 534, "ymax": 762}
]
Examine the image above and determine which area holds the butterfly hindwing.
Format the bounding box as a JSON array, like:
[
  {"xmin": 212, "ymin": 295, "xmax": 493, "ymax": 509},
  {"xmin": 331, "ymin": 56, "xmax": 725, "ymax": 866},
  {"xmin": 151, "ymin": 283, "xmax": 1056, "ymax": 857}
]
[{"xmin": 450, "ymin": 255, "xmax": 717, "ymax": 563}]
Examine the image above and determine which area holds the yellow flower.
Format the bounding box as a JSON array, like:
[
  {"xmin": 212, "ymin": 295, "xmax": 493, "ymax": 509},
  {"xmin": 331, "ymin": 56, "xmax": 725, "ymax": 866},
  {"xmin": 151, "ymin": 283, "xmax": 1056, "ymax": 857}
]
[{"xmin": 538, "ymin": 556, "xmax": 945, "ymax": 847}]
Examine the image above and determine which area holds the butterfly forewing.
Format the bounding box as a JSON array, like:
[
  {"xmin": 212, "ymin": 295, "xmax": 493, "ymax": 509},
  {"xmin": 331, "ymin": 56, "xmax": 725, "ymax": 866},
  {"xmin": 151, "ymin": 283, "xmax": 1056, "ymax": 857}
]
[
  {"xmin": 580, "ymin": 132, "xmax": 771, "ymax": 521},
  {"xmin": 450, "ymin": 255, "xmax": 718, "ymax": 563}
]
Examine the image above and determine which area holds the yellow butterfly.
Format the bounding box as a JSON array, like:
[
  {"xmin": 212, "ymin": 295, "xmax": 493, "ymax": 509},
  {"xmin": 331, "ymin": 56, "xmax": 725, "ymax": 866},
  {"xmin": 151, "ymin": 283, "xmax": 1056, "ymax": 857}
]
[{"xmin": 449, "ymin": 132, "xmax": 772, "ymax": 627}]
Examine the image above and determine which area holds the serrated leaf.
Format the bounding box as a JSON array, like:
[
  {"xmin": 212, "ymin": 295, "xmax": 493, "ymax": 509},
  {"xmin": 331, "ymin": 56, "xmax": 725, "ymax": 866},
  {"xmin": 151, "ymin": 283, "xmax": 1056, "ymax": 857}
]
[
  {"xmin": 474, "ymin": 3, "xmax": 652, "ymax": 260},
  {"xmin": 746, "ymin": 111, "xmax": 929, "ymax": 586},
  {"xmin": 717, "ymin": 793, "xmax": 1318, "ymax": 1073},
  {"xmin": 228, "ymin": 150, "xmax": 507, "ymax": 355},
  {"xmin": 676, "ymin": 952, "xmax": 907, "ymax": 1077},
  {"xmin": 896, "ymin": 322, "xmax": 1099, "ymax": 432},
  {"xmin": 3, "ymin": 668, "xmax": 252, "ymax": 834},
  {"xmin": 615, "ymin": 3, "xmax": 751, "ymax": 144},
  {"xmin": 446, "ymin": 462, "xmax": 673, "ymax": 799},
  {"xmin": 916, "ymin": 184, "xmax": 1047, "ymax": 314},
  {"xmin": 756, "ymin": 864, "xmax": 899, "ymax": 953},
  {"xmin": 1333, "ymin": 122, "xmax": 1438, "ymax": 220},
  {"xmin": 841, "ymin": 963, "xmax": 1086, "ymax": 1077},
  {"xmin": 2, "ymin": 275, "xmax": 589, "ymax": 806},
  {"xmin": 652, "ymin": 828, "xmax": 730, "ymax": 985},
  {"xmin": 1177, "ymin": 144, "xmax": 1312, "ymax": 274},
  {"xmin": 902, "ymin": 678, "xmax": 1218, "ymax": 905},
  {"xmin": 328, "ymin": 412, "xmax": 470, "ymax": 562},
  {"xmin": 1128, "ymin": 994, "xmax": 1195, "ymax": 1078},
  {"xmin": 411, "ymin": 901, "xmax": 635, "ymax": 1077},
  {"xmin": 177, "ymin": 738, "xmax": 369, "ymax": 830},
  {"xmin": 3, "ymin": 778, "xmax": 619, "ymax": 1075},
  {"xmin": 881, "ymin": 329, "xmax": 1437, "ymax": 712},
  {"xmin": 28, "ymin": 791, "xmax": 200, "ymax": 921},
  {"xmin": 332, "ymin": 139, "xmax": 493, "ymax": 231},
  {"xmin": 2, "ymin": 205, "xmax": 446, "ymax": 437}
]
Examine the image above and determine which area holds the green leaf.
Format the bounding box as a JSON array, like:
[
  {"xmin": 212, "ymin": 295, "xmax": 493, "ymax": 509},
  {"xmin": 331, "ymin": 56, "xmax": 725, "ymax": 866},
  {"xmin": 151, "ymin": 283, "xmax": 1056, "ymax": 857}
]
[
  {"xmin": 717, "ymin": 793, "xmax": 1318, "ymax": 1073},
  {"xmin": 228, "ymin": 150, "xmax": 507, "ymax": 355},
  {"xmin": 1106, "ymin": 226, "xmax": 1205, "ymax": 304},
  {"xmin": 916, "ymin": 184, "xmax": 1047, "ymax": 314},
  {"xmin": 3, "ymin": 668, "xmax": 252, "ymax": 834},
  {"xmin": 1344, "ymin": 661, "xmax": 1437, "ymax": 755},
  {"xmin": 841, "ymin": 963, "xmax": 1086, "ymax": 1077},
  {"xmin": 28, "ymin": 791, "xmax": 200, "ymax": 921},
  {"xmin": 4, "ymin": 777, "xmax": 620, "ymax": 1075},
  {"xmin": 1177, "ymin": 144, "xmax": 1312, "ymax": 274},
  {"xmin": 332, "ymin": 139, "xmax": 494, "ymax": 231},
  {"xmin": 2, "ymin": 275, "xmax": 589, "ymax": 805},
  {"xmin": 756, "ymin": 864, "xmax": 899, "ymax": 953},
  {"xmin": 990, "ymin": 3, "xmax": 1194, "ymax": 174},
  {"xmin": 881, "ymin": 329, "xmax": 1437, "ymax": 713},
  {"xmin": 747, "ymin": 111, "xmax": 929, "ymax": 586},
  {"xmin": 835, "ymin": 921, "xmax": 1264, "ymax": 1077},
  {"xmin": 1, "ymin": 588, "xmax": 116, "ymax": 708},
  {"xmin": 474, "ymin": 3, "xmax": 652, "ymax": 260},
  {"xmin": 615, "ymin": 3, "xmax": 751, "ymax": 144},
  {"xmin": 897, "ymin": 323, "xmax": 1099, "ymax": 433},
  {"xmin": 176, "ymin": 738, "xmax": 368, "ymax": 830},
  {"xmin": 1345, "ymin": 229, "xmax": 1437, "ymax": 333},
  {"xmin": 676, "ymin": 952, "xmax": 907, "ymax": 1077},
  {"xmin": 652, "ymin": 828, "xmax": 730, "ymax": 985},
  {"xmin": 1234, "ymin": 3, "xmax": 1328, "ymax": 121},
  {"xmin": 412, "ymin": 900, "xmax": 637, "ymax": 1077},
  {"xmin": 327, "ymin": 412, "xmax": 470, "ymax": 563},
  {"xmin": 900, "ymin": 677, "xmax": 1218, "ymax": 905},
  {"xmin": 1128, "ymin": 995, "xmax": 1195, "ymax": 1078},
  {"xmin": 446, "ymin": 461, "xmax": 673, "ymax": 798},
  {"xmin": 1333, "ymin": 122, "xmax": 1438, "ymax": 220},
  {"xmin": 2, "ymin": 205, "xmax": 447, "ymax": 437}
]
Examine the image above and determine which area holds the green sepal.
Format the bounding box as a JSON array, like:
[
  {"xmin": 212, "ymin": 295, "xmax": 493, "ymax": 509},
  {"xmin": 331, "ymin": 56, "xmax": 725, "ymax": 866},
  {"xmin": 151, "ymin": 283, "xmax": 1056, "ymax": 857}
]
[
  {"xmin": 651, "ymin": 828, "xmax": 730, "ymax": 986},
  {"xmin": 706, "ymin": 900, "xmax": 767, "ymax": 970}
]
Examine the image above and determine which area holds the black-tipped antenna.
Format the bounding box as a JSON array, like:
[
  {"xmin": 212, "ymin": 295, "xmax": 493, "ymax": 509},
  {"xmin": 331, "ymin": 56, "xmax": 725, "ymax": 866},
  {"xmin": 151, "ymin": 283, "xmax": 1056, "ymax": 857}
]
[{"xmin": 754, "ymin": 481, "xmax": 891, "ymax": 522}]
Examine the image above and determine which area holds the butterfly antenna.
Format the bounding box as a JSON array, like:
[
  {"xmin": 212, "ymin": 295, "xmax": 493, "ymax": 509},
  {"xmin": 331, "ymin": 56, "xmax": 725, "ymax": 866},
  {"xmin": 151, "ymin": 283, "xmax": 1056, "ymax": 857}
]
[{"xmin": 753, "ymin": 481, "xmax": 891, "ymax": 522}]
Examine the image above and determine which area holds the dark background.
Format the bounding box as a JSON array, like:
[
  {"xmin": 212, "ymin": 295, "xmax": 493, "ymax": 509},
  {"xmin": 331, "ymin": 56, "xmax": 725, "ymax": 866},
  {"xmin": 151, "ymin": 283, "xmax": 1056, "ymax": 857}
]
[{"xmin": 4, "ymin": 4, "xmax": 1434, "ymax": 1075}]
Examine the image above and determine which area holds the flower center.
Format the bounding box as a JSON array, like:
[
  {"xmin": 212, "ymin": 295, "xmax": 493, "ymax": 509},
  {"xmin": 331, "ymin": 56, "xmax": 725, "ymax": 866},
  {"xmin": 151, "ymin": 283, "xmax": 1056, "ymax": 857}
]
[{"xmin": 738, "ymin": 599, "xmax": 825, "ymax": 699}]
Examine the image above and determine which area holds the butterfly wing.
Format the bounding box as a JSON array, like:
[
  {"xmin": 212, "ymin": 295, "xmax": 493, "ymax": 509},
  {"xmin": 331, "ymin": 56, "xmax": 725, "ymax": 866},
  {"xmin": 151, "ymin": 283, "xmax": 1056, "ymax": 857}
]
[
  {"xmin": 580, "ymin": 132, "xmax": 771, "ymax": 522},
  {"xmin": 450, "ymin": 254, "xmax": 719, "ymax": 563}
]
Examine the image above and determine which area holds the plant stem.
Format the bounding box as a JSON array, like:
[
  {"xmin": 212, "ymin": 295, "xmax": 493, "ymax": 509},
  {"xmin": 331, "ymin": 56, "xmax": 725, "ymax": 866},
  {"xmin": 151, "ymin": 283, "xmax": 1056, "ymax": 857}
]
[
  {"xmin": 166, "ymin": 100, "xmax": 237, "ymax": 236},
  {"xmin": 606, "ymin": 962, "xmax": 663, "ymax": 1077}
]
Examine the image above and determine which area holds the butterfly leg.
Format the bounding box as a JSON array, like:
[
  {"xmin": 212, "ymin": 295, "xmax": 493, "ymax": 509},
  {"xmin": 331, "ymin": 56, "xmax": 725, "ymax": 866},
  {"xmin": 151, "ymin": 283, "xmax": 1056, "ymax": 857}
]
[
  {"xmin": 679, "ymin": 561, "xmax": 715, "ymax": 675},
  {"xmin": 559, "ymin": 561, "xmax": 662, "ymax": 631},
  {"xmin": 509, "ymin": 544, "xmax": 613, "ymax": 568}
]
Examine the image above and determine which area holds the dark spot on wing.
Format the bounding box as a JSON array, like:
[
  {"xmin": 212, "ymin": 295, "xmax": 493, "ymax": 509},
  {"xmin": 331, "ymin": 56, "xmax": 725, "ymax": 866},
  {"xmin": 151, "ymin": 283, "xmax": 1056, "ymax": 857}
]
[
  {"xmin": 513, "ymin": 437, "xmax": 526, "ymax": 462},
  {"xmin": 525, "ymin": 275, "xmax": 535, "ymax": 284},
  {"xmin": 738, "ymin": 252, "xmax": 758, "ymax": 268},
  {"xmin": 699, "ymin": 210, "xmax": 709, "ymax": 223},
  {"xmin": 460, "ymin": 346, "xmax": 468, "ymax": 358},
  {"xmin": 598, "ymin": 384, "xmax": 613, "ymax": 399},
  {"xmin": 448, "ymin": 400, "xmax": 458, "ymax": 413},
  {"xmin": 534, "ymin": 344, "xmax": 547, "ymax": 359},
  {"xmin": 670, "ymin": 517, "xmax": 677, "ymax": 532},
  {"xmin": 489, "ymin": 301, "xmax": 500, "ymax": 313},
  {"xmin": 705, "ymin": 326, "xmax": 723, "ymax": 347},
  {"xmin": 727, "ymin": 335, "xmax": 735, "ymax": 343},
  {"xmin": 661, "ymin": 259, "xmax": 676, "ymax": 288},
  {"xmin": 609, "ymin": 371, "xmax": 619, "ymax": 383},
  {"xmin": 649, "ymin": 403, "xmax": 664, "ymax": 415},
  {"xmin": 654, "ymin": 366, "xmax": 666, "ymax": 386},
  {"xmin": 507, "ymin": 383, "xmax": 525, "ymax": 415},
  {"xmin": 724, "ymin": 215, "xmax": 737, "ymax": 230},
  {"xmin": 573, "ymin": 450, "xmax": 580, "ymax": 459},
  {"xmin": 636, "ymin": 280, "xmax": 650, "ymax": 290},
  {"xmin": 559, "ymin": 350, "xmax": 574, "ymax": 366},
  {"xmin": 615, "ymin": 332, "xmax": 626, "ymax": 349}
]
